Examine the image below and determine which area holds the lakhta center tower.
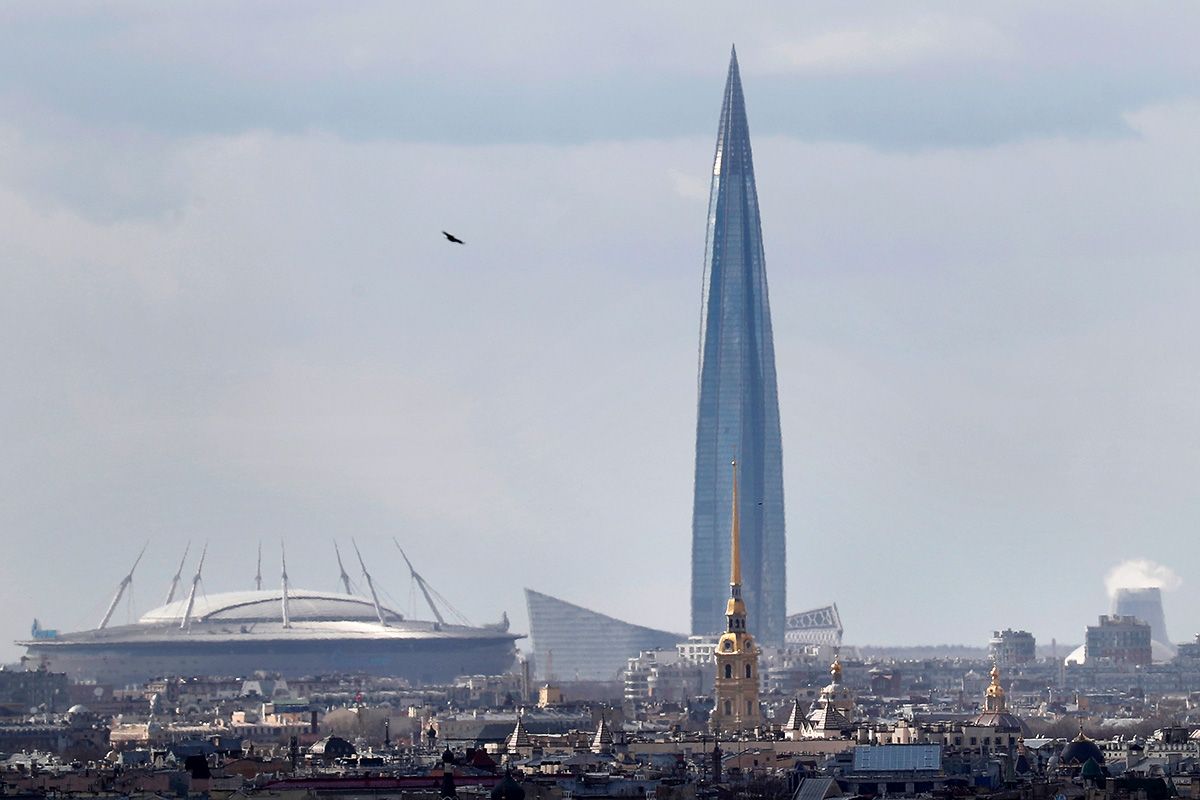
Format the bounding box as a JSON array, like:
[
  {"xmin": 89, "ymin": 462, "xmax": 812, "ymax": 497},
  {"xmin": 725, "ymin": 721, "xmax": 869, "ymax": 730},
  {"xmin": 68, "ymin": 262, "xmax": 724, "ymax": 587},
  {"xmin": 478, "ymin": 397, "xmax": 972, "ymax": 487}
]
[{"xmin": 691, "ymin": 47, "xmax": 786, "ymax": 646}]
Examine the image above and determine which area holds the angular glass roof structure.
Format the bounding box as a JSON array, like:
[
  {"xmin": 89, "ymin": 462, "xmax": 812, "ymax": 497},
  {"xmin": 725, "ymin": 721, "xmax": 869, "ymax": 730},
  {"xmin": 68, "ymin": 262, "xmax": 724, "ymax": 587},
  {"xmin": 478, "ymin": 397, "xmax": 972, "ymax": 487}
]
[{"xmin": 525, "ymin": 589, "xmax": 682, "ymax": 682}]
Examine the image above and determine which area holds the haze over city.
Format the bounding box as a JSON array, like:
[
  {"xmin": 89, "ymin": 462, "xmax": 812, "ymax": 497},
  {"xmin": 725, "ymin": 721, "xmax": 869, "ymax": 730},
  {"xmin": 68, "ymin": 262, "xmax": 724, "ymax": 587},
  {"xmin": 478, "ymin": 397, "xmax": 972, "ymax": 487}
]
[{"xmin": 5, "ymin": 4, "xmax": 1200, "ymax": 662}]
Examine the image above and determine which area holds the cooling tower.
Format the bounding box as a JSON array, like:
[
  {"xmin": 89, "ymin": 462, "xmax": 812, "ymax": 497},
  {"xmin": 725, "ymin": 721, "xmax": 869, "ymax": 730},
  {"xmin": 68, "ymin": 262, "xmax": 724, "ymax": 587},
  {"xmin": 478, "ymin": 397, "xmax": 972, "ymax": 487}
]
[{"xmin": 1112, "ymin": 586, "xmax": 1171, "ymax": 646}]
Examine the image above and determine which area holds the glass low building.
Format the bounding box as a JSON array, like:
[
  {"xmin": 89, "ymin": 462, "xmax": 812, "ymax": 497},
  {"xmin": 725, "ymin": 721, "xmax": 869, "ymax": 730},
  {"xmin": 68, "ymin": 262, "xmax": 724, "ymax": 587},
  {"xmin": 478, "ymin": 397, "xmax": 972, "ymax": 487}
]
[{"xmin": 524, "ymin": 589, "xmax": 681, "ymax": 682}]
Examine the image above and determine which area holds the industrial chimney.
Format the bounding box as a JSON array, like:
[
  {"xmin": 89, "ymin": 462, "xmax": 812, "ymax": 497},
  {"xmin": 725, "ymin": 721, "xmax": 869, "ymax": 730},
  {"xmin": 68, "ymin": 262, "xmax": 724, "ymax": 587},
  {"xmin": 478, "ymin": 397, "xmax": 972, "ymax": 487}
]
[{"xmin": 1112, "ymin": 586, "xmax": 1172, "ymax": 649}]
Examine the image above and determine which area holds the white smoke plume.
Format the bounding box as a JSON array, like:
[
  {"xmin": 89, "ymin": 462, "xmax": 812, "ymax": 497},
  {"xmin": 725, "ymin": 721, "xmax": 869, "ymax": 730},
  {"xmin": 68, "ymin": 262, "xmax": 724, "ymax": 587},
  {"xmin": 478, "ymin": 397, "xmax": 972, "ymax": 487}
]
[{"xmin": 1105, "ymin": 559, "xmax": 1182, "ymax": 598}]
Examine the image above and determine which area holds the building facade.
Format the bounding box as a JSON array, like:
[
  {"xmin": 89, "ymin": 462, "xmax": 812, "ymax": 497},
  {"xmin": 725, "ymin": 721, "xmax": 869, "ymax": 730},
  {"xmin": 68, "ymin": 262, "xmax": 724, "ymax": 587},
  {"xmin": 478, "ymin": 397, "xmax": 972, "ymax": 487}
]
[
  {"xmin": 622, "ymin": 650, "xmax": 711, "ymax": 704},
  {"xmin": 989, "ymin": 629, "xmax": 1036, "ymax": 666},
  {"xmin": 677, "ymin": 635, "xmax": 719, "ymax": 665},
  {"xmin": 0, "ymin": 668, "xmax": 69, "ymax": 712},
  {"xmin": 691, "ymin": 46, "xmax": 787, "ymax": 647},
  {"xmin": 1085, "ymin": 615, "xmax": 1152, "ymax": 666},
  {"xmin": 1178, "ymin": 634, "xmax": 1200, "ymax": 660}
]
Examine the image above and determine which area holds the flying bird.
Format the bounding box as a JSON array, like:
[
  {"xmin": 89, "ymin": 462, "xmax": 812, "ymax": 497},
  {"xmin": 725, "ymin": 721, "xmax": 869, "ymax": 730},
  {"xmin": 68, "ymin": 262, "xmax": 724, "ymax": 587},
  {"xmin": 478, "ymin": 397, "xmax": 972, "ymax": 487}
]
[{"xmin": 442, "ymin": 231, "xmax": 465, "ymax": 244}]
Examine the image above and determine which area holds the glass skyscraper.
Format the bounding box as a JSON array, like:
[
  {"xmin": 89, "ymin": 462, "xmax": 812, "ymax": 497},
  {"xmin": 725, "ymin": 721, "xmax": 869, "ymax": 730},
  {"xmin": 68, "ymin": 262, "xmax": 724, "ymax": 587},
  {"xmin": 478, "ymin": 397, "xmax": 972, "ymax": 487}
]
[{"xmin": 691, "ymin": 48, "xmax": 786, "ymax": 646}]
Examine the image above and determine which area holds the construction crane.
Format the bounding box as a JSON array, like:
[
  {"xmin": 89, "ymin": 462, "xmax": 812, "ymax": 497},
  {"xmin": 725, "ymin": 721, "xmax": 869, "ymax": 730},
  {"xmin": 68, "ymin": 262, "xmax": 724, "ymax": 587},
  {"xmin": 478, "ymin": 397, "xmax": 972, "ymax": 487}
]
[{"xmin": 98, "ymin": 543, "xmax": 148, "ymax": 630}]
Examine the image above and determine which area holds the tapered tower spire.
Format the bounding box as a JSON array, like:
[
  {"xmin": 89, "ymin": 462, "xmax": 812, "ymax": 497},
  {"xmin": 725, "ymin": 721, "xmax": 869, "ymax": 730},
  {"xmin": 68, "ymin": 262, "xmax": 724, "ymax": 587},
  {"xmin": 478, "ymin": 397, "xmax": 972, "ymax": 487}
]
[
  {"xmin": 691, "ymin": 46, "xmax": 786, "ymax": 645},
  {"xmin": 729, "ymin": 460, "xmax": 741, "ymax": 587},
  {"xmin": 726, "ymin": 460, "xmax": 747, "ymax": 627},
  {"xmin": 711, "ymin": 460, "xmax": 760, "ymax": 731}
]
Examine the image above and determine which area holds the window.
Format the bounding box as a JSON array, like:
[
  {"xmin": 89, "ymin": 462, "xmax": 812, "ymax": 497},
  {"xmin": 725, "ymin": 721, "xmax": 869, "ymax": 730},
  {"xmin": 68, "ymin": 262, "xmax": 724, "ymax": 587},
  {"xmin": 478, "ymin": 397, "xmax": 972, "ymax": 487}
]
[
  {"xmin": 745, "ymin": 664, "xmax": 752, "ymax": 678},
  {"xmin": 724, "ymin": 700, "xmax": 731, "ymax": 715},
  {"xmin": 724, "ymin": 664, "xmax": 732, "ymax": 679}
]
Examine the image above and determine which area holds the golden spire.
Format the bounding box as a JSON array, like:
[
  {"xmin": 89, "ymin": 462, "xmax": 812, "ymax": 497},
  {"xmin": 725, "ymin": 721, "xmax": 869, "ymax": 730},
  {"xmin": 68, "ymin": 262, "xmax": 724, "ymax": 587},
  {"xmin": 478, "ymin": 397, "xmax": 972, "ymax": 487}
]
[
  {"xmin": 724, "ymin": 460, "xmax": 747, "ymax": 622},
  {"xmin": 985, "ymin": 663, "xmax": 1006, "ymax": 710},
  {"xmin": 987, "ymin": 664, "xmax": 1003, "ymax": 694},
  {"xmin": 730, "ymin": 459, "xmax": 741, "ymax": 587}
]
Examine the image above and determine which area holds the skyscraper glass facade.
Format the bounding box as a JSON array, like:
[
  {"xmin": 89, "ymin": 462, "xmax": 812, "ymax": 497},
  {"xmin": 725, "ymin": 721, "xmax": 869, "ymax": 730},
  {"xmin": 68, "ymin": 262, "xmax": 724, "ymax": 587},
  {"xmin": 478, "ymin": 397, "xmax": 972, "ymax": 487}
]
[{"xmin": 691, "ymin": 48, "xmax": 786, "ymax": 646}]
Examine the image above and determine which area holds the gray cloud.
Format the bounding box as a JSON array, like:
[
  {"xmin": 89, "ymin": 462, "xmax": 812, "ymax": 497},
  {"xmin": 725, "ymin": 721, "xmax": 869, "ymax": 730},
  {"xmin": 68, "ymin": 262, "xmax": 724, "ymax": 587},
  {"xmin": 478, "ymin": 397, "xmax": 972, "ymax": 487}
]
[
  {"xmin": 2, "ymin": 5, "xmax": 1200, "ymax": 658},
  {"xmin": 1, "ymin": 5, "xmax": 1198, "ymax": 152}
]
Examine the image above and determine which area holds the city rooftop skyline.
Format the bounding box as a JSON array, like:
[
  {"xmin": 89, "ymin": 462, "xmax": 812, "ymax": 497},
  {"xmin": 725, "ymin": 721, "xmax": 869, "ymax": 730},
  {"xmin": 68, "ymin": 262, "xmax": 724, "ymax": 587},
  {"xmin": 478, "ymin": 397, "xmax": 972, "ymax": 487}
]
[{"xmin": 2, "ymin": 5, "xmax": 1200, "ymax": 661}]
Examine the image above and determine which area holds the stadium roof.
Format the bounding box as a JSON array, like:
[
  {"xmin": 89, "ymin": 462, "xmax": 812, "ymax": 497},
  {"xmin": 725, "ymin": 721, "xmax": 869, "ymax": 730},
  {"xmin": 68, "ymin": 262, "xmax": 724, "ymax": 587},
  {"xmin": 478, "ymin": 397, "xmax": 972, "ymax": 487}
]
[{"xmin": 139, "ymin": 589, "xmax": 402, "ymax": 624}]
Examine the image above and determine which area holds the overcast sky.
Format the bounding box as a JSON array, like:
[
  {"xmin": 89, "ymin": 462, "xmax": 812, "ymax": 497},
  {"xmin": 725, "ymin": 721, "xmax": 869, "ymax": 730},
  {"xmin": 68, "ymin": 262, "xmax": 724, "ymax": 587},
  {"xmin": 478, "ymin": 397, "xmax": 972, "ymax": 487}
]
[{"xmin": 3, "ymin": 3, "xmax": 1200, "ymax": 662}]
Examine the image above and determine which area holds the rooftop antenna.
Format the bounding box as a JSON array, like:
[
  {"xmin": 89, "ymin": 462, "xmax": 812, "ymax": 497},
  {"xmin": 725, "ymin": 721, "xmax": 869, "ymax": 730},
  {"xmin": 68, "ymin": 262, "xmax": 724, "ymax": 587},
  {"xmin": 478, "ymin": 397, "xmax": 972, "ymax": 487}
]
[
  {"xmin": 163, "ymin": 542, "xmax": 191, "ymax": 606},
  {"xmin": 281, "ymin": 539, "xmax": 291, "ymax": 628},
  {"xmin": 98, "ymin": 542, "xmax": 148, "ymax": 630},
  {"xmin": 394, "ymin": 538, "xmax": 447, "ymax": 626},
  {"xmin": 351, "ymin": 539, "xmax": 388, "ymax": 626},
  {"xmin": 334, "ymin": 541, "xmax": 353, "ymax": 595},
  {"xmin": 255, "ymin": 541, "xmax": 263, "ymax": 591},
  {"xmin": 179, "ymin": 543, "xmax": 208, "ymax": 630}
]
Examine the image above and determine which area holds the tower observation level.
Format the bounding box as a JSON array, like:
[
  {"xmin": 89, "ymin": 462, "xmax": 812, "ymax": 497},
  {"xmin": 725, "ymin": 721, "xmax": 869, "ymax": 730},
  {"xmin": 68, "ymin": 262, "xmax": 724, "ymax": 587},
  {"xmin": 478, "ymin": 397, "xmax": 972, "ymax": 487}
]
[{"xmin": 691, "ymin": 47, "xmax": 786, "ymax": 645}]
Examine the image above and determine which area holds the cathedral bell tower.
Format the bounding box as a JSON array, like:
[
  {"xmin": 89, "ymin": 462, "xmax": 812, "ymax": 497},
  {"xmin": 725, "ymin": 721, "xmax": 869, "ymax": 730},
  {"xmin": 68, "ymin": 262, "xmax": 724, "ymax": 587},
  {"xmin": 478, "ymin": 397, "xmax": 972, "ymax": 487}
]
[{"xmin": 711, "ymin": 460, "xmax": 761, "ymax": 731}]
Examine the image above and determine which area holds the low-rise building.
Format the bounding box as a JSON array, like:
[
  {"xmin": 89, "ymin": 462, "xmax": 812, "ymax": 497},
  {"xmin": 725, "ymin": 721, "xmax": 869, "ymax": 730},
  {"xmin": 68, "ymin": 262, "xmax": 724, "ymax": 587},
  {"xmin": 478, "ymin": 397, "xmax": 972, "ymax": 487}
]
[
  {"xmin": 1086, "ymin": 616, "xmax": 1152, "ymax": 666},
  {"xmin": 989, "ymin": 629, "xmax": 1036, "ymax": 666}
]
